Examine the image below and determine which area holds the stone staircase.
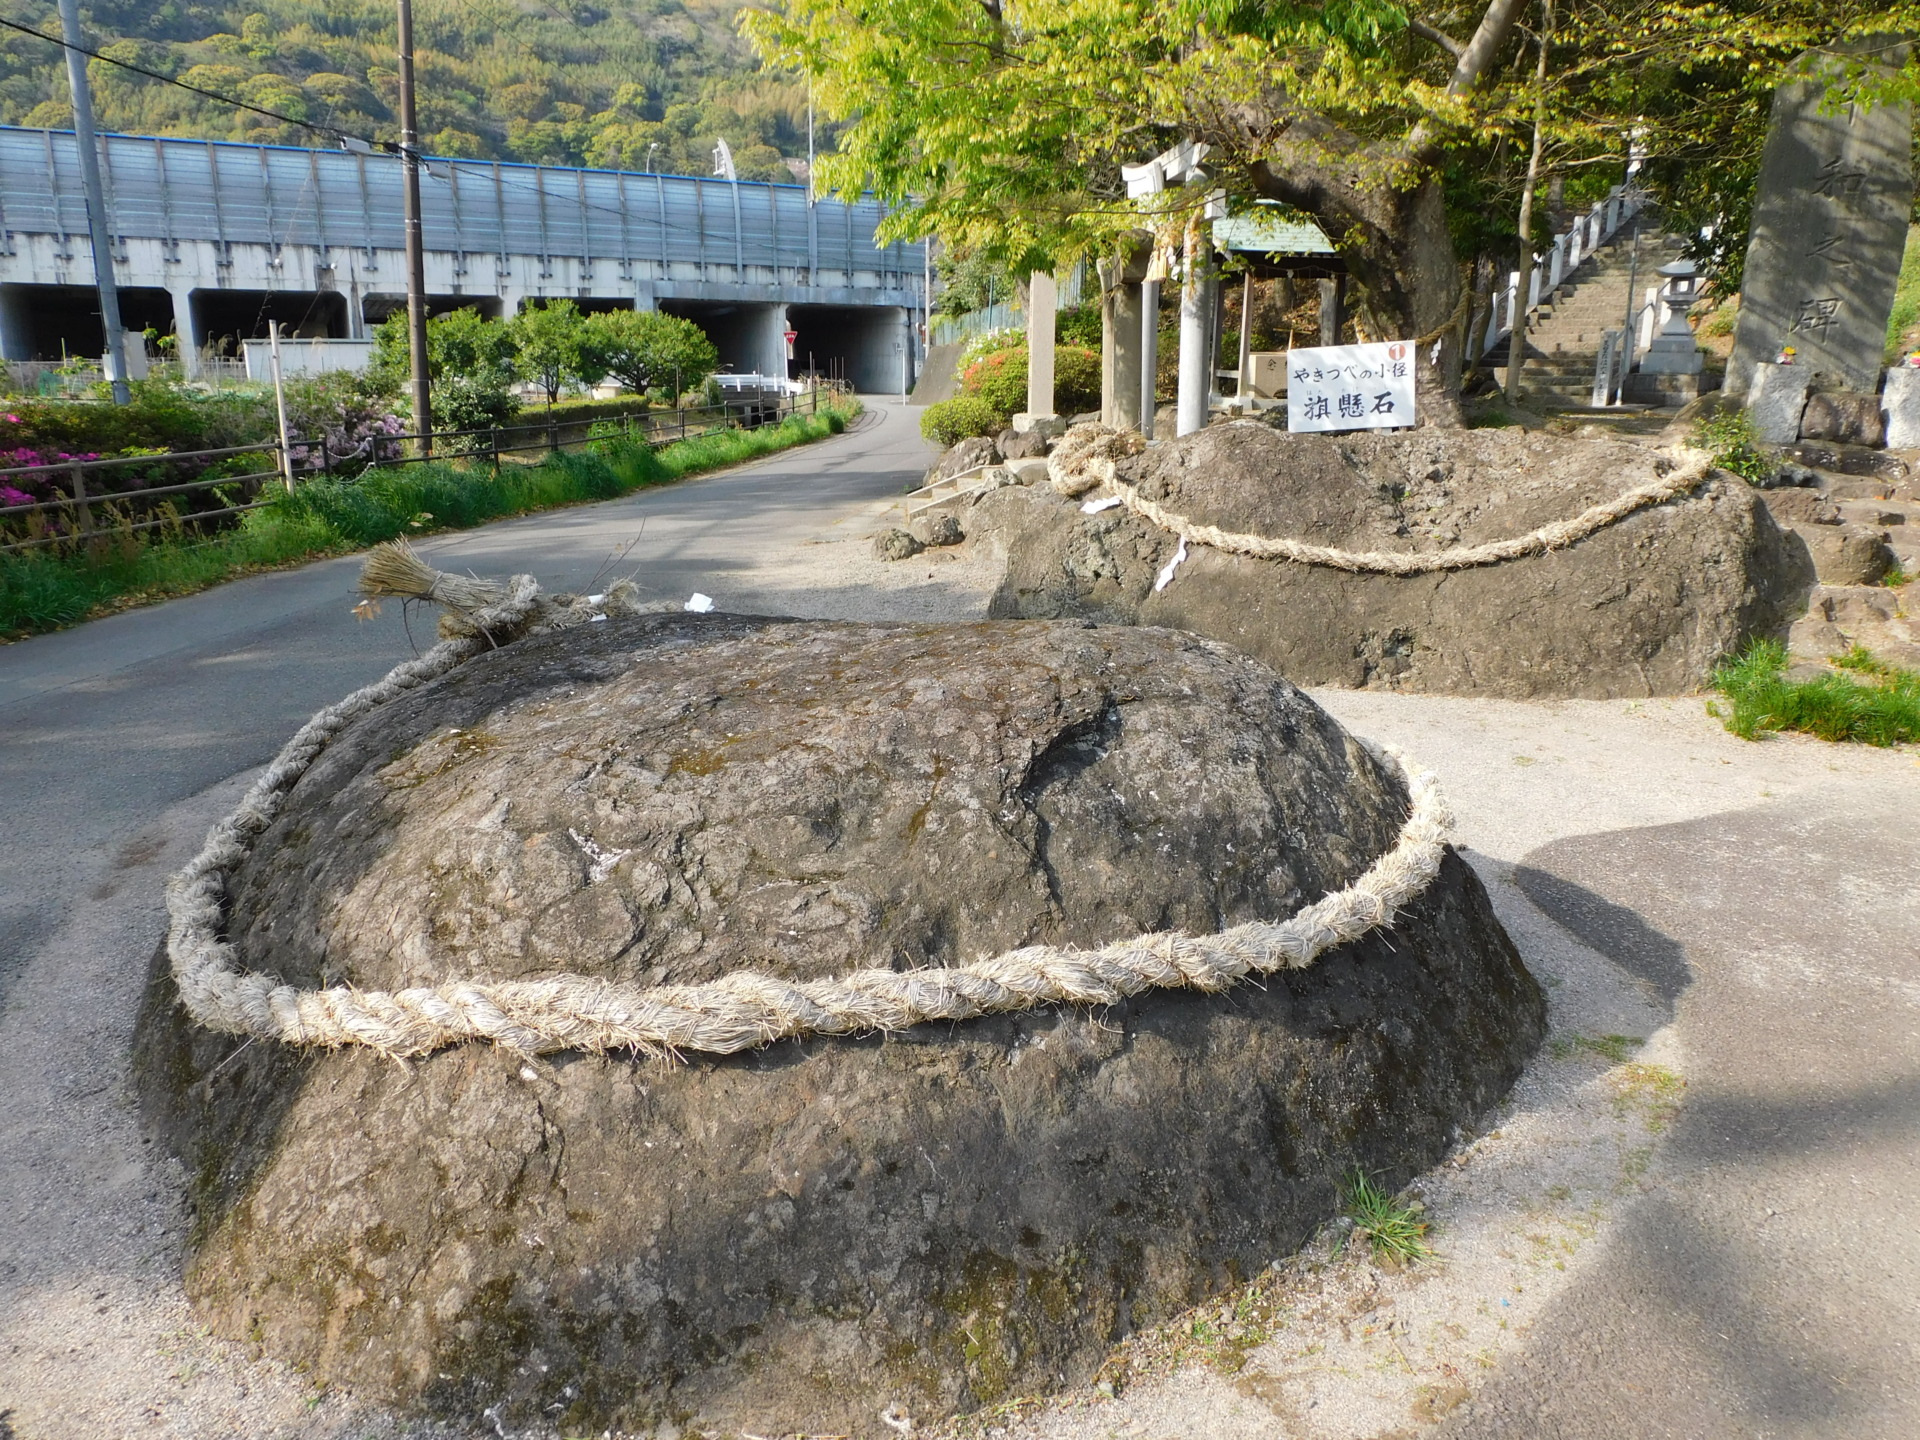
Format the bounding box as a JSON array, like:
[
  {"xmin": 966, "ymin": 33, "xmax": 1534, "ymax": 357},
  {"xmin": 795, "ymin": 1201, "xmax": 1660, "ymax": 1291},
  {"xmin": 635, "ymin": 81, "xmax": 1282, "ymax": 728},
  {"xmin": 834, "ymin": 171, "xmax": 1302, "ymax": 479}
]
[
  {"xmin": 1488, "ymin": 227, "xmax": 1691, "ymax": 408},
  {"xmin": 1770, "ymin": 478, "xmax": 1920, "ymax": 672},
  {"xmin": 896, "ymin": 456, "xmax": 1049, "ymax": 523}
]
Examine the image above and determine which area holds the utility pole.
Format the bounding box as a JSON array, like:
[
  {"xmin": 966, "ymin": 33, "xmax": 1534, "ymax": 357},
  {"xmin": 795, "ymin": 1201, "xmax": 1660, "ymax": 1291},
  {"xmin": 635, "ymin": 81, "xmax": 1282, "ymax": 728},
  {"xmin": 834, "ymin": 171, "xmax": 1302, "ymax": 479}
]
[
  {"xmin": 55, "ymin": 0, "xmax": 129, "ymax": 404},
  {"xmin": 396, "ymin": 0, "xmax": 432, "ymax": 452}
]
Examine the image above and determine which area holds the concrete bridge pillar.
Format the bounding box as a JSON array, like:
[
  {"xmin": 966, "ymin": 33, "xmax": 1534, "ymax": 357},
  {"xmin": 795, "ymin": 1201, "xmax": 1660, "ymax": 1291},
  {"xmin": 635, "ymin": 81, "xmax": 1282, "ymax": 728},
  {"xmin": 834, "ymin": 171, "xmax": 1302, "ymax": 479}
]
[
  {"xmin": 169, "ymin": 285, "xmax": 203, "ymax": 377},
  {"xmin": 754, "ymin": 303, "xmax": 790, "ymax": 378}
]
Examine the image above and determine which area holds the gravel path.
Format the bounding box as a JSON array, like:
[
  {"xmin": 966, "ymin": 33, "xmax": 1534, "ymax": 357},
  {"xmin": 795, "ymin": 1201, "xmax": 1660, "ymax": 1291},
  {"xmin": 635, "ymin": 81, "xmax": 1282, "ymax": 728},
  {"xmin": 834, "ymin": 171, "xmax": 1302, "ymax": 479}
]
[{"xmin": 4, "ymin": 410, "xmax": 1916, "ymax": 1439}]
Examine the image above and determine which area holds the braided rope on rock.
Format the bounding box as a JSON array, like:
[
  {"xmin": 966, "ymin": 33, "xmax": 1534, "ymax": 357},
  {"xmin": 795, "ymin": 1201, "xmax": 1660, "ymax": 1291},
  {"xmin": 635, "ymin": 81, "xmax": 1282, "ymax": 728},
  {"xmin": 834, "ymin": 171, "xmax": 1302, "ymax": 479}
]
[
  {"xmin": 164, "ymin": 574, "xmax": 1456, "ymax": 1059},
  {"xmin": 1055, "ymin": 432, "xmax": 1717, "ymax": 576}
]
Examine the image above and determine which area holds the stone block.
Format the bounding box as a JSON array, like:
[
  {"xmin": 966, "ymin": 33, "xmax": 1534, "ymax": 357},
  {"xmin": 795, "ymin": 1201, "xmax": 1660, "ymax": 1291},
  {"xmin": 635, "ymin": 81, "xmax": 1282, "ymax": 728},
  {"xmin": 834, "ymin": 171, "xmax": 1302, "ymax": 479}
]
[
  {"xmin": 872, "ymin": 527, "xmax": 923, "ymax": 561},
  {"xmin": 1761, "ymin": 488, "xmax": 1842, "ymax": 527},
  {"xmin": 1011, "ymin": 412, "xmax": 1069, "ymax": 438},
  {"xmin": 1746, "ymin": 364, "xmax": 1812, "ymax": 444},
  {"xmin": 1884, "ymin": 366, "xmax": 1920, "ymax": 450},
  {"xmin": 909, "ymin": 512, "xmax": 964, "ymax": 548},
  {"xmin": 1726, "ymin": 44, "xmax": 1914, "ymax": 397},
  {"xmin": 1795, "ymin": 522, "xmax": 1896, "ymax": 585},
  {"xmin": 997, "ymin": 426, "xmax": 1051, "ymax": 460},
  {"xmin": 1800, "ymin": 390, "xmax": 1887, "ymax": 447},
  {"xmin": 1623, "ymin": 370, "xmax": 1715, "ymax": 406}
]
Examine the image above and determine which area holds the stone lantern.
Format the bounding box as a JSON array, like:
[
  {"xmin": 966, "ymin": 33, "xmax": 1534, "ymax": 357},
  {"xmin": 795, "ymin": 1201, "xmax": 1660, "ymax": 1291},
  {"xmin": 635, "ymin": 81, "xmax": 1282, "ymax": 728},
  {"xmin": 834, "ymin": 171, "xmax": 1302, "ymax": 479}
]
[
  {"xmin": 1637, "ymin": 259, "xmax": 1704, "ymax": 376},
  {"xmin": 1624, "ymin": 256, "xmax": 1717, "ymax": 404}
]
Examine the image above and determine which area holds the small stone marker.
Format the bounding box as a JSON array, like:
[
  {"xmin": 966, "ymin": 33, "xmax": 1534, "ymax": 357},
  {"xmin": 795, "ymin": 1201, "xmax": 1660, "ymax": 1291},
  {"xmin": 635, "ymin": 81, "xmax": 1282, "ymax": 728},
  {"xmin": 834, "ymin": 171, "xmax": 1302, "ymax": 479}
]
[
  {"xmin": 1746, "ymin": 363, "xmax": 1813, "ymax": 444},
  {"xmin": 1727, "ymin": 44, "xmax": 1914, "ymax": 397},
  {"xmin": 1884, "ymin": 368, "xmax": 1920, "ymax": 450}
]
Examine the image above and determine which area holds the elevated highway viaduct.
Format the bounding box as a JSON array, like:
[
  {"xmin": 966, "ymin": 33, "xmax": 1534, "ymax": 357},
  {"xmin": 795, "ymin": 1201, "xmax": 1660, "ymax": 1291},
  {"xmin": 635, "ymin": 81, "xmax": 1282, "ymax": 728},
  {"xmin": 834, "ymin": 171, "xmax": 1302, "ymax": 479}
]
[{"xmin": 0, "ymin": 126, "xmax": 925, "ymax": 391}]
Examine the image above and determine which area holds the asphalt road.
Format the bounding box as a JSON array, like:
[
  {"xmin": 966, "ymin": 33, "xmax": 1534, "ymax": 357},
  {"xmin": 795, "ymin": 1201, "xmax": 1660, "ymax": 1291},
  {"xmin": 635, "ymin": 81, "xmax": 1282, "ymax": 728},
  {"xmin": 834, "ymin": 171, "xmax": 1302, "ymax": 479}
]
[
  {"xmin": 0, "ymin": 397, "xmax": 931, "ymax": 1015},
  {"xmin": 1441, "ymin": 789, "xmax": 1920, "ymax": 1440}
]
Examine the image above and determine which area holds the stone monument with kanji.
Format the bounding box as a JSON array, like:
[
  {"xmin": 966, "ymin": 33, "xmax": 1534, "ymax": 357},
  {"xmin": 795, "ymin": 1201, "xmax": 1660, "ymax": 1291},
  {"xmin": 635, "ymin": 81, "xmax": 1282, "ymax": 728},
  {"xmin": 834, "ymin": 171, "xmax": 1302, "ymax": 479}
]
[{"xmin": 1727, "ymin": 42, "xmax": 1914, "ymax": 400}]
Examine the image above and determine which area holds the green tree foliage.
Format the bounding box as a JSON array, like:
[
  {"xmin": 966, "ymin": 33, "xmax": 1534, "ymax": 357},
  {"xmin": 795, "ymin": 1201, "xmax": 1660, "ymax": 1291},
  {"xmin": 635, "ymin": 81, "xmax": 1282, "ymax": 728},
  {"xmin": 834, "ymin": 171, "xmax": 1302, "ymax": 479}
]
[
  {"xmin": 372, "ymin": 306, "xmax": 518, "ymax": 431},
  {"xmin": 747, "ymin": 0, "xmax": 1920, "ymax": 418},
  {"xmin": 507, "ymin": 299, "xmax": 602, "ymax": 404},
  {"xmin": 0, "ymin": 0, "xmax": 821, "ymax": 176},
  {"xmin": 932, "ymin": 245, "xmax": 1016, "ymax": 316},
  {"xmin": 583, "ymin": 309, "xmax": 719, "ymax": 398}
]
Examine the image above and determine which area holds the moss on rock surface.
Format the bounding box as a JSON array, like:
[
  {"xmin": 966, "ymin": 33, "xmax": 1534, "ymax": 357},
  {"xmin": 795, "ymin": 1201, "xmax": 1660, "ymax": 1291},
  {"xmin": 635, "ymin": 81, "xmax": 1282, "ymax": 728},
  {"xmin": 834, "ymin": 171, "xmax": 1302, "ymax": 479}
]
[{"xmin": 136, "ymin": 613, "xmax": 1543, "ymax": 1437}]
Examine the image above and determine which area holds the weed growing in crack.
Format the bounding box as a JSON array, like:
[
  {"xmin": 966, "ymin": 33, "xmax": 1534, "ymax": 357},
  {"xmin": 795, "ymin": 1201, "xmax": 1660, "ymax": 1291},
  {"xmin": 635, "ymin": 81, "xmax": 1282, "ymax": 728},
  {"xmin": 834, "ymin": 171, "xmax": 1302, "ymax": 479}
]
[{"xmin": 1341, "ymin": 1171, "xmax": 1433, "ymax": 1268}]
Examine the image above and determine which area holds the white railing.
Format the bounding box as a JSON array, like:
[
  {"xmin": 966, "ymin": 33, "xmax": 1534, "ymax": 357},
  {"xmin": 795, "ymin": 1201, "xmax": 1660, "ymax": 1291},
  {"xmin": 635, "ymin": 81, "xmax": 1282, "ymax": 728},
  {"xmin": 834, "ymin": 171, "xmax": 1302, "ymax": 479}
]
[
  {"xmin": 1474, "ymin": 184, "xmax": 1648, "ymax": 363},
  {"xmin": 929, "ymin": 264, "xmax": 1087, "ymax": 348}
]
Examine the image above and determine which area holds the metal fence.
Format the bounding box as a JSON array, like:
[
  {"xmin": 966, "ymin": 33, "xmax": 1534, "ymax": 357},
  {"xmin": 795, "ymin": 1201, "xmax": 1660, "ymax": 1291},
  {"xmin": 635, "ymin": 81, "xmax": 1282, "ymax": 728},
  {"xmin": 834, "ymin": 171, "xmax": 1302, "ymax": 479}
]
[
  {"xmin": 0, "ymin": 443, "xmax": 281, "ymax": 553},
  {"xmin": 0, "ymin": 385, "xmax": 850, "ymax": 554}
]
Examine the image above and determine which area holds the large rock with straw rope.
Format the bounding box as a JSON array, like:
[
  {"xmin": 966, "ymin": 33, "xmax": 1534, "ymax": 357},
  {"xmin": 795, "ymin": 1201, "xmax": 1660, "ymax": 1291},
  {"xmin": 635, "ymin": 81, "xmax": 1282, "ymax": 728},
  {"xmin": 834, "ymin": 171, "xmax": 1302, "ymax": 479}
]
[
  {"xmin": 973, "ymin": 423, "xmax": 1814, "ymax": 698},
  {"xmin": 135, "ymin": 608, "xmax": 1542, "ymax": 1437}
]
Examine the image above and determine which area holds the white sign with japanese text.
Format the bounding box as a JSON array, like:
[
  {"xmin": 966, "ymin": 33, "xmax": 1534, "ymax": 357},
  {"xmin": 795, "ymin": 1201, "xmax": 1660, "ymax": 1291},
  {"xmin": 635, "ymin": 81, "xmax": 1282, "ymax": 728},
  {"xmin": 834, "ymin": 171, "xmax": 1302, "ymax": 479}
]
[{"xmin": 1286, "ymin": 342, "xmax": 1417, "ymax": 432}]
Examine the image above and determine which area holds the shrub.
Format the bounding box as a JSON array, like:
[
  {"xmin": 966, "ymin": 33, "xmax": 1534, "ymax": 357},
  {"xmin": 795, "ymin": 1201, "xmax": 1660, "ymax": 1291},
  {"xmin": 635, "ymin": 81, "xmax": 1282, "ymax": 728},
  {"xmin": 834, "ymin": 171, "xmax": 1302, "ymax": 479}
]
[
  {"xmin": 0, "ymin": 380, "xmax": 273, "ymax": 459},
  {"xmin": 1693, "ymin": 408, "xmax": 1771, "ymax": 485},
  {"xmin": 283, "ymin": 370, "xmax": 405, "ymax": 477},
  {"xmin": 920, "ymin": 396, "xmax": 1002, "ymax": 447},
  {"xmin": 960, "ymin": 344, "xmax": 1101, "ymax": 421},
  {"xmin": 1054, "ymin": 346, "xmax": 1102, "ymax": 415},
  {"xmin": 1055, "ymin": 304, "xmax": 1103, "ymax": 349}
]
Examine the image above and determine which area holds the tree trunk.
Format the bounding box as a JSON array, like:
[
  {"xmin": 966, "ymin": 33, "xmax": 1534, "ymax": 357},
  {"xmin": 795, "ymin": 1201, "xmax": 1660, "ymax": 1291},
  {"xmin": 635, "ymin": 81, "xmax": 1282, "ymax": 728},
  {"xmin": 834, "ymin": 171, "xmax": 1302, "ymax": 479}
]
[
  {"xmin": 1248, "ymin": 139, "xmax": 1467, "ymax": 426},
  {"xmin": 1220, "ymin": 0, "xmax": 1525, "ymax": 429}
]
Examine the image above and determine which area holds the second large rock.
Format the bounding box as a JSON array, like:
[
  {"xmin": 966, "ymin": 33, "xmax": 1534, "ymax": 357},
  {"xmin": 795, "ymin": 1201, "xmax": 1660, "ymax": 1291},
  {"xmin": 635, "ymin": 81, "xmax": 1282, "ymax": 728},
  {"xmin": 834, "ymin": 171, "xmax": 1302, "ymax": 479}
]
[{"xmin": 976, "ymin": 424, "xmax": 1813, "ymax": 698}]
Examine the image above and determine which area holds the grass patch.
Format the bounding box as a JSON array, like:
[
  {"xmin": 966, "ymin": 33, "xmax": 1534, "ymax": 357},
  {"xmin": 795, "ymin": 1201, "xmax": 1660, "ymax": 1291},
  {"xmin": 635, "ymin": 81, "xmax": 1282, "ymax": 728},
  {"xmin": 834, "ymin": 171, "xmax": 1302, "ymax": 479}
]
[
  {"xmin": 1549, "ymin": 1032, "xmax": 1645, "ymax": 1064},
  {"xmin": 1887, "ymin": 225, "xmax": 1920, "ymax": 365},
  {"xmin": 1341, "ymin": 1171, "xmax": 1433, "ymax": 1267},
  {"xmin": 1709, "ymin": 639, "xmax": 1920, "ymax": 746},
  {"xmin": 0, "ymin": 405, "xmax": 854, "ymax": 640},
  {"xmin": 1608, "ymin": 1062, "xmax": 1685, "ymax": 1132}
]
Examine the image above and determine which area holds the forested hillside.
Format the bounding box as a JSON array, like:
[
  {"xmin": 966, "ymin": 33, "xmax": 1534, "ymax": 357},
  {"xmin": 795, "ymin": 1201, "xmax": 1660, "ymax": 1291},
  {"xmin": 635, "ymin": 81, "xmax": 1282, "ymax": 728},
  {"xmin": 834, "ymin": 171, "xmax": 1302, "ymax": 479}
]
[{"xmin": 0, "ymin": 0, "xmax": 815, "ymax": 178}]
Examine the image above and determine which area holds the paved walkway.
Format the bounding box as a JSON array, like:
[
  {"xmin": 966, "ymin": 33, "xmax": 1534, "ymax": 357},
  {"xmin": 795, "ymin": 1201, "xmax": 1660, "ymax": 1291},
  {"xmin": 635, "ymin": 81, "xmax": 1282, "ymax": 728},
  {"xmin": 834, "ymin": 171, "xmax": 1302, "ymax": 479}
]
[{"xmin": 1443, "ymin": 791, "xmax": 1920, "ymax": 1439}]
